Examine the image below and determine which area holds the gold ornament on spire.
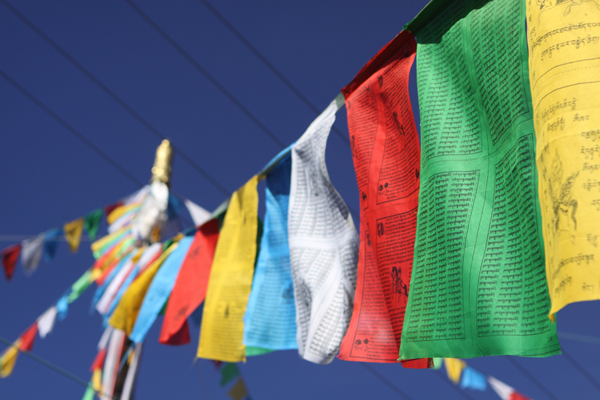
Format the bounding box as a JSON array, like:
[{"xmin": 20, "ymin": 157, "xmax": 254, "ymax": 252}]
[{"xmin": 151, "ymin": 140, "xmax": 173, "ymax": 186}]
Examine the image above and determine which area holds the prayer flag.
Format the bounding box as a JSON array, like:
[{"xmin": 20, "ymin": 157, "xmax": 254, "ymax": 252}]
[
  {"xmin": 184, "ymin": 199, "xmax": 212, "ymax": 227},
  {"xmin": 20, "ymin": 234, "xmax": 44, "ymax": 275},
  {"xmin": 220, "ymin": 363, "xmax": 240, "ymax": 386},
  {"xmin": 288, "ymin": 96, "xmax": 359, "ymax": 364},
  {"xmin": 109, "ymin": 243, "xmax": 178, "ymax": 336},
  {"xmin": 2, "ymin": 243, "xmax": 21, "ymax": 281},
  {"xmin": 399, "ymin": 0, "xmax": 560, "ymax": 360},
  {"xmin": 37, "ymin": 306, "xmax": 58, "ymax": 339},
  {"xmin": 81, "ymin": 382, "xmax": 95, "ymax": 400},
  {"xmin": 84, "ymin": 209, "xmax": 104, "ymax": 241},
  {"xmin": 104, "ymin": 201, "xmax": 124, "ymax": 223},
  {"xmin": 460, "ymin": 366, "xmax": 487, "ymax": 391},
  {"xmin": 244, "ymin": 149, "xmax": 297, "ymax": 352},
  {"xmin": 43, "ymin": 228, "xmax": 62, "ymax": 262},
  {"xmin": 526, "ymin": 0, "xmax": 600, "ymax": 315},
  {"xmin": 69, "ymin": 270, "xmax": 93, "ymax": 303},
  {"xmin": 64, "ymin": 218, "xmax": 84, "ymax": 253},
  {"xmin": 0, "ymin": 323, "xmax": 38, "ymax": 378},
  {"xmin": 57, "ymin": 293, "xmax": 69, "ymax": 321},
  {"xmin": 198, "ymin": 176, "xmax": 259, "ymax": 363},
  {"xmin": 160, "ymin": 220, "xmax": 219, "ymax": 345},
  {"xmin": 444, "ymin": 358, "xmax": 466, "ymax": 384},
  {"xmin": 228, "ymin": 378, "xmax": 249, "ymax": 400},
  {"xmin": 337, "ymin": 30, "xmax": 427, "ymax": 368},
  {"xmin": 489, "ymin": 376, "xmax": 531, "ymax": 400},
  {"xmin": 129, "ymin": 236, "xmax": 194, "ymax": 343}
]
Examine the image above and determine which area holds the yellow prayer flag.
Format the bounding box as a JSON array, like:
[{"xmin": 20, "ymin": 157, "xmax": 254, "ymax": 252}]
[
  {"xmin": 64, "ymin": 218, "xmax": 84, "ymax": 253},
  {"xmin": 227, "ymin": 378, "xmax": 248, "ymax": 400},
  {"xmin": 109, "ymin": 242, "xmax": 178, "ymax": 335},
  {"xmin": 0, "ymin": 339, "xmax": 21, "ymax": 378},
  {"xmin": 197, "ymin": 176, "xmax": 259, "ymax": 363},
  {"xmin": 106, "ymin": 202, "xmax": 140, "ymax": 225},
  {"xmin": 92, "ymin": 368, "xmax": 102, "ymax": 392},
  {"xmin": 527, "ymin": 0, "xmax": 600, "ymax": 315},
  {"xmin": 444, "ymin": 358, "xmax": 466, "ymax": 384}
]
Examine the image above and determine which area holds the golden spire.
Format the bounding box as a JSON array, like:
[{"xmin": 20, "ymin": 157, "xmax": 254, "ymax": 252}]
[{"xmin": 151, "ymin": 139, "xmax": 174, "ymax": 186}]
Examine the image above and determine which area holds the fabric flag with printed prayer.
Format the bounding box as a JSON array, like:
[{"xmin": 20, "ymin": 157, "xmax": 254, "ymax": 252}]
[
  {"xmin": 198, "ymin": 176, "xmax": 259, "ymax": 363},
  {"xmin": 37, "ymin": 306, "xmax": 58, "ymax": 338},
  {"xmin": 488, "ymin": 376, "xmax": 530, "ymax": 400},
  {"xmin": 84, "ymin": 209, "xmax": 104, "ymax": 241},
  {"xmin": 337, "ymin": 30, "xmax": 427, "ymax": 368},
  {"xmin": 110, "ymin": 242, "xmax": 178, "ymax": 336},
  {"xmin": 288, "ymin": 96, "xmax": 359, "ymax": 365},
  {"xmin": 0, "ymin": 322, "xmax": 37, "ymax": 378},
  {"xmin": 526, "ymin": 0, "xmax": 600, "ymax": 316},
  {"xmin": 130, "ymin": 236, "xmax": 194, "ymax": 343},
  {"xmin": 20, "ymin": 234, "xmax": 44, "ymax": 275},
  {"xmin": 2, "ymin": 243, "xmax": 21, "ymax": 281},
  {"xmin": 228, "ymin": 378, "xmax": 249, "ymax": 400},
  {"xmin": 93, "ymin": 252, "xmax": 136, "ymax": 312},
  {"xmin": 184, "ymin": 199, "xmax": 212, "ymax": 227},
  {"xmin": 43, "ymin": 227, "xmax": 62, "ymax": 262},
  {"xmin": 160, "ymin": 219, "xmax": 220, "ymax": 345},
  {"xmin": 444, "ymin": 358, "xmax": 466, "ymax": 384},
  {"xmin": 64, "ymin": 218, "xmax": 84, "ymax": 253},
  {"xmin": 220, "ymin": 363, "xmax": 240, "ymax": 386},
  {"xmin": 57, "ymin": 292, "xmax": 69, "ymax": 321},
  {"xmin": 69, "ymin": 270, "xmax": 93, "ymax": 303},
  {"xmin": 244, "ymin": 148, "xmax": 297, "ymax": 351},
  {"xmin": 399, "ymin": 0, "xmax": 560, "ymax": 360},
  {"xmin": 460, "ymin": 366, "xmax": 487, "ymax": 391}
]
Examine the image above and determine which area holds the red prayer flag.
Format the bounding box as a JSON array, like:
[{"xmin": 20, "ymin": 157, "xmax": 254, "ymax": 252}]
[
  {"xmin": 90, "ymin": 348, "xmax": 107, "ymax": 372},
  {"xmin": 159, "ymin": 220, "xmax": 219, "ymax": 345},
  {"xmin": 19, "ymin": 322, "xmax": 38, "ymax": 352},
  {"xmin": 337, "ymin": 31, "xmax": 428, "ymax": 368},
  {"xmin": 2, "ymin": 244, "xmax": 22, "ymax": 281},
  {"xmin": 510, "ymin": 393, "xmax": 530, "ymax": 400},
  {"xmin": 104, "ymin": 201, "xmax": 124, "ymax": 222}
]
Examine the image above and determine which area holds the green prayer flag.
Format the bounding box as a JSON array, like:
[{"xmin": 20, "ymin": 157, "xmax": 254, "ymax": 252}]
[
  {"xmin": 432, "ymin": 358, "xmax": 444, "ymax": 370},
  {"xmin": 84, "ymin": 209, "xmax": 104, "ymax": 241},
  {"xmin": 81, "ymin": 382, "xmax": 95, "ymax": 400},
  {"xmin": 220, "ymin": 363, "xmax": 240, "ymax": 387},
  {"xmin": 399, "ymin": 0, "xmax": 560, "ymax": 360},
  {"xmin": 68, "ymin": 270, "xmax": 92, "ymax": 303},
  {"xmin": 245, "ymin": 346, "xmax": 272, "ymax": 357}
]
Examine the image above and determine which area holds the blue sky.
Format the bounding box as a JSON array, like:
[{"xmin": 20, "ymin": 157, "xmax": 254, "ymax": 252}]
[{"xmin": 1, "ymin": 1, "xmax": 599, "ymax": 399}]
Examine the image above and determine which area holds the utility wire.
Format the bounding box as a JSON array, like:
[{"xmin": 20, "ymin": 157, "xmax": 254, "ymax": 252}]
[
  {"xmin": 433, "ymin": 370, "xmax": 475, "ymax": 400},
  {"xmin": 0, "ymin": 335, "xmax": 117, "ymax": 400},
  {"xmin": 0, "ymin": 0, "xmax": 230, "ymax": 197},
  {"xmin": 505, "ymin": 357, "xmax": 560, "ymax": 400},
  {"xmin": 0, "ymin": 67, "xmax": 145, "ymax": 188},
  {"xmin": 123, "ymin": 0, "xmax": 285, "ymax": 150},
  {"xmin": 359, "ymin": 363, "xmax": 414, "ymax": 400},
  {"xmin": 561, "ymin": 348, "xmax": 600, "ymax": 394},
  {"xmin": 196, "ymin": 0, "xmax": 351, "ymax": 145},
  {"xmin": 558, "ymin": 331, "xmax": 600, "ymax": 346}
]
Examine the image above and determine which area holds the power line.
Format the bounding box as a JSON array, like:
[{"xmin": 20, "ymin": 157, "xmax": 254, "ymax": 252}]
[
  {"xmin": 0, "ymin": 67, "xmax": 145, "ymax": 188},
  {"xmin": 558, "ymin": 331, "xmax": 600, "ymax": 346},
  {"xmin": 359, "ymin": 363, "xmax": 414, "ymax": 400},
  {"xmin": 561, "ymin": 348, "xmax": 600, "ymax": 394},
  {"xmin": 505, "ymin": 357, "xmax": 560, "ymax": 400},
  {"xmin": 433, "ymin": 369, "xmax": 475, "ymax": 400},
  {"xmin": 196, "ymin": 0, "xmax": 351, "ymax": 146},
  {"xmin": 0, "ymin": 0, "xmax": 230, "ymax": 197},
  {"xmin": 0, "ymin": 335, "xmax": 117, "ymax": 400},
  {"xmin": 123, "ymin": 0, "xmax": 286, "ymax": 150}
]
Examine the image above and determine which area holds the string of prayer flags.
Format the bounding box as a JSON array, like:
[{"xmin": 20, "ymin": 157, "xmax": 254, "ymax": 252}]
[
  {"xmin": 228, "ymin": 378, "xmax": 249, "ymax": 400},
  {"xmin": 198, "ymin": 176, "xmax": 259, "ymax": 363},
  {"xmin": 526, "ymin": 0, "xmax": 600, "ymax": 316},
  {"xmin": 109, "ymin": 242, "xmax": 179, "ymax": 336},
  {"xmin": 444, "ymin": 358, "xmax": 466, "ymax": 384},
  {"xmin": 0, "ymin": 322, "xmax": 38, "ymax": 378},
  {"xmin": 93, "ymin": 252, "xmax": 137, "ymax": 313},
  {"xmin": 488, "ymin": 376, "xmax": 531, "ymax": 400},
  {"xmin": 64, "ymin": 218, "xmax": 84, "ymax": 253},
  {"xmin": 220, "ymin": 362, "xmax": 240, "ymax": 386},
  {"xmin": 84, "ymin": 209, "xmax": 104, "ymax": 242},
  {"xmin": 101, "ymin": 329, "xmax": 126, "ymax": 400},
  {"xmin": 37, "ymin": 306, "xmax": 58, "ymax": 339},
  {"xmin": 43, "ymin": 227, "xmax": 62, "ymax": 262},
  {"xmin": 399, "ymin": 0, "xmax": 560, "ymax": 360},
  {"xmin": 244, "ymin": 149, "xmax": 298, "ymax": 352},
  {"xmin": 288, "ymin": 95, "xmax": 359, "ymax": 365},
  {"xmin": 2, "ymin": 243, "xmax": 21, "ymax": 280},
  {"xmin": 338, "ymin": 29, "xmax": 427, "ymax": 367},
  {"xmin": 460, "ymin": 366, "xmax": 487, "ymax": 391},
  {"xmin": 20, "ymin": 233, "xmax": 44, "ymax": 275},
  {"xmin": 160, "ymin": 219, "xmax": 220, "ymax": 345},
  {"xmin": 129, "ymin": 236, "xmax": 194, "ymax": 343}
]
